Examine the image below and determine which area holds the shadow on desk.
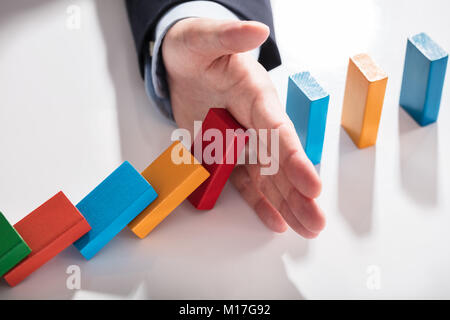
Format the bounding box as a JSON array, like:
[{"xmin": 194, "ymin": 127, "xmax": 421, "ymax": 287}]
[
  {"xmin": 338, "ymin": 128, "xmax": 376, "ymax": 236},
  {"xmin": 95, "ymin": 0, "xmax": 174, "ymax": 172},
  {"xmin": 398, "ymin": 107, "xmax": 439, "ymax": 208},
  {"xmin": 0, "ymin": 0, "xmax": 55, "ymax": 28}
]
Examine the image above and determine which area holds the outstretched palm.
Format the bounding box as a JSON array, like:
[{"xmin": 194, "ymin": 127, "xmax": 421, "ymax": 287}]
[{"xmin": 162, "ymin": 18, "xmax": 325, "ymax": 238}]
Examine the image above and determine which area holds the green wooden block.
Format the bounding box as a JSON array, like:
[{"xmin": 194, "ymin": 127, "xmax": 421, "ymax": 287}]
[{"xmin": 0, "ymin": 211, "xmax": 31, "ymax": 277}]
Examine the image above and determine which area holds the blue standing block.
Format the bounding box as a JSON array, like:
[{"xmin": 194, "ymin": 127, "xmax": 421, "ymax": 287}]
[
  {"xmin": 286, "ymin": 72, "xmax": 329, "ymax": 165},
  {"xmin": 74, "ymin": 161, "xmax": 157, "ymax": 260},
  {"xmin": 399, "ymin": 32, "xmax": 448, "ymax": 126}
]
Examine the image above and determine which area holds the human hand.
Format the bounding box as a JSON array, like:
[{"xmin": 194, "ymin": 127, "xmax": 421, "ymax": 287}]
[{"xmin": 162, "ymin": 18, "xmax": 325, "ymax": 238}]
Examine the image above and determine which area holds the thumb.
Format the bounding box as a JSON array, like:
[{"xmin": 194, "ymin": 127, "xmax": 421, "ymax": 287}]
[{"xmin": 182, "ymin": 18, "xmax": 270, "ymax": 58}]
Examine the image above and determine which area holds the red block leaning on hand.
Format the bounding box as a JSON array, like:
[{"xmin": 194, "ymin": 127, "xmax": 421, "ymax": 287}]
[{"xmin": 188, "ymin": 108, "xmax": 249, "ymax": 210}]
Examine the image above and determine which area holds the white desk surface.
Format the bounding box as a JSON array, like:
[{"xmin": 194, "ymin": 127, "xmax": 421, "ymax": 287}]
[{"xmin": 0, "ymin": 0, "xmax": 449, "ymax": 299}]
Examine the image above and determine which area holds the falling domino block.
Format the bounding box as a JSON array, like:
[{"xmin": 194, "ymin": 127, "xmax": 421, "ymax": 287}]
[
  {"xmin": 286, "ymin": 72, "xmax": 329, "ymax": 165},
  {"xmin": 3, "ymin": 192, "xmax": 90, "ymax": 287},
  {"xmin": 74, "ymin": 161, "xmax": 157, "ymax": 259},
  {"xmin": 128, "ymin": 141, "xmax": 210, "ymax": 238},
  {"xmin": 188, "ymin": 108, "xmax": 248, "ymax": 210},
  {"xmin": 0, "ymin": 212, "xmax": 31, "ymax": 277},
  {"xmin": 400, "ymin": 32, "xmax": 448, "ymax": 126},
  {"xmin": 341, "ymin": 53, "xmax": 388, "ymax": 149}
]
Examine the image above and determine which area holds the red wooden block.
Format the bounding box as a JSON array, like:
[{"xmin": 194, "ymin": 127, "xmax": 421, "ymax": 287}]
[
  {"xmin": 3, "ymin": 192, "xmax": 90, "ymax": 287},
  {"xmin": 188, "ymin": 108, "xmax": 248, "ymax": 210}
]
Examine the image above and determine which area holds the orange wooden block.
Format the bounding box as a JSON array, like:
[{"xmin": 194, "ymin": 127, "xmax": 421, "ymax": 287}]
[
  {"xmin": 128, "ymin": 141, "xmax": 210, "ymax": 238},
  {"xmin": 341, "ymin": 53, "xmax": 388, "ymax": 148}
]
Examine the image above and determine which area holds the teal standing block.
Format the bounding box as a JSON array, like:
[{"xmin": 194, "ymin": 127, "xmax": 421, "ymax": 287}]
[
  {"xmin": 286, "ymin": 72, "xmax": 329, "ymax": 165},
  {"xmin": 73, "ymin": 161, "xmax": 157, "ymax": 260},
  {"xmin": 400, "ymin": 32, "xmax": 448, "ymax": 126}
]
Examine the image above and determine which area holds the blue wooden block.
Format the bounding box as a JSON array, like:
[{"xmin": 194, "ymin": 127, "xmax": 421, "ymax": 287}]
[
  {"xmin": 400, "ymin": 32, "xmax": 448, "ymax": 126},
  {"xmin": 73, "ymin": 161, "xmax": 157, "ymax": 260},
  {"xmin": 286, "ymin": 72, "xmax": 329, "ymax": 165}
]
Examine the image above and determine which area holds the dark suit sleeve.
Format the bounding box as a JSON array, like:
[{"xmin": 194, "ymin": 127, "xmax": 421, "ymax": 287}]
[{"xmin": 125, "ymin": 0, "xmax": 282, "ymax": 78}]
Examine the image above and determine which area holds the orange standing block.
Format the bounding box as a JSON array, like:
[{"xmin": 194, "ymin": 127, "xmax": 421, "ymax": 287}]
[
  {"xmin": 341, "ymin": 53, "xmax": 388, "ymax": 148},
  {"xmin": 3, "ymin": 192, "xmax": 90, "ymax": 286},
  {"xmin": 129, "ymin": 141, "xmax": 210, "ymax": 238}
]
